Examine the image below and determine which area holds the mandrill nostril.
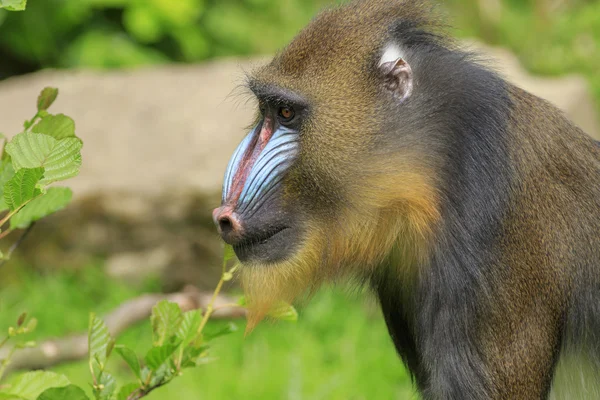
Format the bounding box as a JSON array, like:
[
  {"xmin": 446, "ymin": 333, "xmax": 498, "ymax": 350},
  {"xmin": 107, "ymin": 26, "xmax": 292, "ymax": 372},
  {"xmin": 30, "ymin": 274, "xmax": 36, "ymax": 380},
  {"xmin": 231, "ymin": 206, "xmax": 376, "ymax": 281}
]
[
  {"xmin": 218, "ymin": 216, "xmax": 234, "ymax": 235},
  {"xmin": 212, "ymin": 208, "xmax": 244, "ymax": 243}
]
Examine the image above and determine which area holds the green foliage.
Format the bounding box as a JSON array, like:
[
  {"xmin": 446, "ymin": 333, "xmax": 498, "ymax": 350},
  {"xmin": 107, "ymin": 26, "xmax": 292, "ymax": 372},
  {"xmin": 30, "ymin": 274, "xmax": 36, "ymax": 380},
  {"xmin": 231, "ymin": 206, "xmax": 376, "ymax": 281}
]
[
  {"xmin": 10, "ymin": 187, "xmax": 72, "ymax": 229},
  {"xmin": 0, "ymin": 244, "xmax": 298, "ymax": 399},
  {"xmin": 32, "ymin": 115, "xmax": 76, "ymax": 140},
  {"xmin": 445, "ymin": 0, "xmax": 600, "ymax": 107},
  {"xmin": 36, "ymin": 88, "xmax": 58, "ymax": 112},
  {"xmin": 150, "ymin": 301, "xmax": 183, "ymax": 346},
  {"xmin": 37, "ymin": 385, "xmax": 89, "ymax": 400},
  {"xmin": 0, "ymin": 87, "xmax": 82, "ymax": 257},
  {"xmin": 0, "ymin": 0, "xmax": 329, "ymax": 72},
  {"xmin": 82, "ymin": 279, "xmax": 237, "ymax": 399},
  {"xmin": 1, "ymin": 268, "xmax": 413, "ymax": 400},
  {"xmin": 1, "ymin": 1, "xmax": 597, "ymax": 111},
  {"xmin": 2, "ymin": 168, "xmax": 43, "ymax": 211},
  {"xmin": 3, "ymin": 371, "xmax": 69, "ymax": 399},
  {"xmin": 0, "ymin": 0, "xmax": 26, "ymax": 12},
  {"xmin": 6, "ymin": 133, "xmax": 82, "ymax": 186}
]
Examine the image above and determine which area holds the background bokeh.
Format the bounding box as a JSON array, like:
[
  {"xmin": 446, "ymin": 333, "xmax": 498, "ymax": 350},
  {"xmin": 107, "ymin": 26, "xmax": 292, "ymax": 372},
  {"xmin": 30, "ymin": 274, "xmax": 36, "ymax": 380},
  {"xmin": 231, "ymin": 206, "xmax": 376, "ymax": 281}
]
[
  {"xmin": 0, "ymin": 1, "xmax": 598, "ymax": 399},
  {"xmin": 0, "ymin": 0, "xmax": 599, "ymax": 101}
]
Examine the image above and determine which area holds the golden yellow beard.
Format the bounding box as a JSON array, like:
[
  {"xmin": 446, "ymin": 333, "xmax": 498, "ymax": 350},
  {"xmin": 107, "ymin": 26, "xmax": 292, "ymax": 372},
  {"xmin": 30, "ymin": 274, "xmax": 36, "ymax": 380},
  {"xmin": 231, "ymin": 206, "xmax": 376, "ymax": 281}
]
[
  {"xmin": 239, "ymin": 166, "xmax": 440, "ymax": 333},
  {"xmin": 240, "ymin": 234, "xmax": 323, "ymax": 333}
]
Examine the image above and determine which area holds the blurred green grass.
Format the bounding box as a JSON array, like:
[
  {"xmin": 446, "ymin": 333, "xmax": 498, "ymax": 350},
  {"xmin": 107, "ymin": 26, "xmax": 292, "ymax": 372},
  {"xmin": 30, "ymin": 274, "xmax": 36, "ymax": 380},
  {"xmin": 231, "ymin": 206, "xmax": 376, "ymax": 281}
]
[{"xmin": 0, "ymin": 267, "xmax": 416, "ymax": 399}]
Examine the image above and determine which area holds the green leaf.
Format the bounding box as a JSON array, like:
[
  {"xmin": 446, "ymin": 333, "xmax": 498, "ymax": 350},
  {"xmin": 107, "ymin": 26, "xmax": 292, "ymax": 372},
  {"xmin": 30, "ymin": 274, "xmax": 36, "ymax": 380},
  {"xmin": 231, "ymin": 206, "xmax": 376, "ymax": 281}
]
[
  {"xmin": 147, "ymin": 362, "xmax": 174, "ymax": 387},
  {"xmin": 203, "ymin": 322, "xmax": 238, "ymax": 341},
  {"xmin": 267, "ymin": 301, "xmax": 298, "ymax": 322},
  {"xmin": 6, "ymin": 371, "xmax": 69, "ymax": 399},
  {"xmin": 3, "ymin": 168, "xmax": 44, "ymax": 211},
  {"xmin": 114, "ymin": 346, "xmax": 141, "ymax": 380},
  {"xmin": 37, "ymin": 385, "xmax": 89, "ymax": 400},
  {"xmin": 179, "ymin": 344, "xmax": 209, "ymax": 368},
  {"xmin": 0, "ymin": 158, "xmax": 15, "ymax": 211},
  {"xmin": 175, "ymin": 309, "xmax": 202, "ymax": 344},
  {"xmin": 36, "ymin": 88, "xmax": 58, "ymax": 112},
  {"xmin": 6, "ymin": 133, "xmax": 82, "ymax": 186},
  {"xmin": 10, "ymin": 187, "xmax": 72, "ymax": 229},
  {"xmin": 32, "ymin": 115, "xmax": 75, "ymax": 140},
  {"xmin": 144, "ymin": 343, "xmax": 178, "ymax": 371},
  {"xmin": 223, "ymin": 244, "xmax": 236, "ymax": 263},
  {"xmin": 115, "ymin": 383, "xmax": 140, "ymax": 400},
  {"xmin": 151, "ymin": 301, "xmax": 183, "ymax": 346},
  {"xmin": 88, "ymin": 314, "xmax": 112, "ymax": 372},
  {"xmin": 0, "ymin": 393, "xmax": 26, "ymax": 399},
  {"xmin": 95, "ymin": 373, "xmax": 116, "ymax": 400}
]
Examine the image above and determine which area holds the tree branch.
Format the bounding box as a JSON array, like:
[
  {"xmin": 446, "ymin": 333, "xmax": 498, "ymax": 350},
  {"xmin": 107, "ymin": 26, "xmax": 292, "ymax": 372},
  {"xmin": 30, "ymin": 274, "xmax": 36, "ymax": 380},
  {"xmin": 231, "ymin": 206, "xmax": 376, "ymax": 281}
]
[{"xmin": 0, "ymin": 286, "xmax": 245, "ymax": 374}]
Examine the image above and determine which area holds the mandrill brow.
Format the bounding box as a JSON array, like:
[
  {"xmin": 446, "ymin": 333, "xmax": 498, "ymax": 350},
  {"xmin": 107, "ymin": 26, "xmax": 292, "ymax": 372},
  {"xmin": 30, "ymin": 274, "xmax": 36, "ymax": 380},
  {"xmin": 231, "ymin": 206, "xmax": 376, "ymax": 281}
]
[{"xmin": 212, "ymin": 0, "xmax": 600, "ymax": 399}]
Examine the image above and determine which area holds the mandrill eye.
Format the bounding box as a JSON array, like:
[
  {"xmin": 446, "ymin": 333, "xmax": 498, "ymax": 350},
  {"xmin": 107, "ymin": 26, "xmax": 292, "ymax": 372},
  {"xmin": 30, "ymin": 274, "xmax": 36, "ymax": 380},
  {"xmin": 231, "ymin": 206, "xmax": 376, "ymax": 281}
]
[{"xmin": 277, "ymin": 106, "xmax": 295, "ymax": 123}]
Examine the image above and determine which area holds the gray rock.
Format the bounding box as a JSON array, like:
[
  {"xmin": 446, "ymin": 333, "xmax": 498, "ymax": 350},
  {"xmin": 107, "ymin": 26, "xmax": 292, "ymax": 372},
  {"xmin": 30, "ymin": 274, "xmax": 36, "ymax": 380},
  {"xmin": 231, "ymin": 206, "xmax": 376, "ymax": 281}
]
[{"xmin": 0, "ymin": 58, "xmax": 267, "ymax": 199}]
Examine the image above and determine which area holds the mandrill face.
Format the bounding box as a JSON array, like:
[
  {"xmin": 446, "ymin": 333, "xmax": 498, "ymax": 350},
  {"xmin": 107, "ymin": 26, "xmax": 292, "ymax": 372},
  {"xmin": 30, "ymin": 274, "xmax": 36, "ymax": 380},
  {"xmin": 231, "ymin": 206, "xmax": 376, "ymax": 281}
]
[
  {"xmin": 212, "ymin": 1, "xmax": 441, "ymax": 325},
  {"xmin": 212, "ymin": 89, "xmax": 308, "ymax": 266},
  {"xmin": 212, "ymin": 81, "xmax": 325, "ymax": 326}
]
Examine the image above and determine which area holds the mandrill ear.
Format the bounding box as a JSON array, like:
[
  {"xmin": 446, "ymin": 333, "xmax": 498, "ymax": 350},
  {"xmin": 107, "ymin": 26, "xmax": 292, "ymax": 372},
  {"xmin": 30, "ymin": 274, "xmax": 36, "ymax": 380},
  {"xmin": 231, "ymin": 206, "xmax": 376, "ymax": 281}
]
[{"xmin": 378, "ymin": 43, "xmax": 414, "ymax": 103}]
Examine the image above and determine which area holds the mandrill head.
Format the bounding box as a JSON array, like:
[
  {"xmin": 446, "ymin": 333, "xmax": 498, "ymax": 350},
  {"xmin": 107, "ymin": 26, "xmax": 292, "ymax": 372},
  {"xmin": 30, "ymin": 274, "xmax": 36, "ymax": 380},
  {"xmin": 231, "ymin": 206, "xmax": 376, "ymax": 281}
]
[{"xmin": 213, "ymin": 0, "xmax": 443, "ymax": 328}]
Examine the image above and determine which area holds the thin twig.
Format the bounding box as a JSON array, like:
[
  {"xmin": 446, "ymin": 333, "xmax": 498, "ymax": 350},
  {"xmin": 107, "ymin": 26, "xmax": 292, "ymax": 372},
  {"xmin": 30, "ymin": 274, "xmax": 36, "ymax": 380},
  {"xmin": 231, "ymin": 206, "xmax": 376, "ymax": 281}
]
[{"xmin": 196, "ymin": 256, "xmax": 229, "ymax": 336}]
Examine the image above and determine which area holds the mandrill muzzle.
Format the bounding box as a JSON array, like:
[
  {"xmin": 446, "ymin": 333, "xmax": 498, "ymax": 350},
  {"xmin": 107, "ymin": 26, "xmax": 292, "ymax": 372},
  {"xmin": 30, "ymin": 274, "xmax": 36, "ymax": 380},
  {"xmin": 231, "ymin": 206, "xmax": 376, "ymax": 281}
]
[{"xmin": 213, "ymin": 114, "xmax": 301, "ymax": 263}]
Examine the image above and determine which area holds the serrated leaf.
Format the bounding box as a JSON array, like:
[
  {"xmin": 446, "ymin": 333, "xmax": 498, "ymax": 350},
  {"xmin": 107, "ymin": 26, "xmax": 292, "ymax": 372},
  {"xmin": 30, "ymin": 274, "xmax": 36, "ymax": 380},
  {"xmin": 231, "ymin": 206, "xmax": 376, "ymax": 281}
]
[
  {"xmin": 175, "ymin": 310, "xmax": 202, "ymax": 344},
  {"xmin": 0, "ymin": 159, "xmax": 14, "ymax": 211},
  {"xmin": 6, "ymin": 371, "xmax": 69, "ymax": 399},
  {"xmin": 223, "ymin": 244, "xmax": 236, "ymax": 263},
  {"xmin": 0, "ymin": 158, "xmax": 15, "ymax": 189},
  {"xmin": 115, "ymin": 346, "xmax": 141, "ymax": 380},
  {"xmin": 36, "ymin": 88, "xmax": 57, "ymax": 111},
  {"xmin": 267, "ymin": 301, "xmax": 298, "ymax": 322},
  {"xmin": 116, "ymin": 383, "xmax": 140, "ymax": 400},
  {"xmin": 148, "ymin": 362, "xmax": 174, "ymax": 387},
  {"xmin": 95, "ymin": 373, "xmax": 116, "ymax": 400},
  {"xmin": 88, "ymin": 314, "xmax": 112, "ymax": 373},
  {"xmin": 204, "ymin": 322, "xmax": 238, "ymax": 341},
  {"xmin": 37, "ymin": 385, "xmax": 89, "ymax": 400},
  {"xmin": 151, "ymin": 301, "xmax": 183, "ymax": 346},
  {"xmin": 6, "ymin": 133, "xmax": 82, "ymax": 186},
  {"xmin": 179, "ymin": 344, "xmax": 209, "ymax": 369},
  {"xmin": 144, "ymin": 344, "xmax": 178, "ymax": 371},
  {"xmin": 10, "ymin": 187, "xmax": 72, "ymax": 229},
  {"xmin": 32, "ymin": 115, "xmax": 75, "ymax": 140},
  {"xmin": 3, "ymin": 168, "xmax": 43, "ymax": 211}
]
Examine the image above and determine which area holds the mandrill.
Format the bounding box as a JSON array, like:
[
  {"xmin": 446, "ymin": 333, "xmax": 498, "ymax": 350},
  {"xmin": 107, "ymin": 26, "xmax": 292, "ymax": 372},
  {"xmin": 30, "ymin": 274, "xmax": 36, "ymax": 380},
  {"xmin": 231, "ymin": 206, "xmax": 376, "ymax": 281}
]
[{"xmin": 212, "ymin": 0, "xmax": 600, "ymax": 399}]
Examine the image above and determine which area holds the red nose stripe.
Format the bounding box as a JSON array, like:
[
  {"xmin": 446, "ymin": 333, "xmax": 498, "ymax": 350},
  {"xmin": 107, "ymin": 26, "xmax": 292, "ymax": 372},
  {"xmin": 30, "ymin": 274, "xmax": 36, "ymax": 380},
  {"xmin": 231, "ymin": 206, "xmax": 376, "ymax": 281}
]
[{"xmin": 227, "ymin": 117, "xmax": 275, "ymax": 207}]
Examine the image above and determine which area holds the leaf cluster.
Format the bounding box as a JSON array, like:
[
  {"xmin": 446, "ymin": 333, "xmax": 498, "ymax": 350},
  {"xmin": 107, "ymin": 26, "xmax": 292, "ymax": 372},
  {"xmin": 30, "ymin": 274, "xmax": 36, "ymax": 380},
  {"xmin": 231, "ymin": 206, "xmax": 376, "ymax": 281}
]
[
  {"xmin": 0, "ymin": 245, "xmax": 298, "ymax": 399},
  {"xmin": 0, "ymin": 87, "xmax": 80, "ymax": 261}
]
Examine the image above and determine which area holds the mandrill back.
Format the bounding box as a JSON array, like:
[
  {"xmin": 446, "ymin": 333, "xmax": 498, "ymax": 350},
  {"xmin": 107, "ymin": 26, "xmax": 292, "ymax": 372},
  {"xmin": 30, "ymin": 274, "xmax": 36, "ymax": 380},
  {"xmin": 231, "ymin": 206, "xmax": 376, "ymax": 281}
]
[{"xmin": 213, "ymin": 0, "xmax": 600, "ymax": 398}]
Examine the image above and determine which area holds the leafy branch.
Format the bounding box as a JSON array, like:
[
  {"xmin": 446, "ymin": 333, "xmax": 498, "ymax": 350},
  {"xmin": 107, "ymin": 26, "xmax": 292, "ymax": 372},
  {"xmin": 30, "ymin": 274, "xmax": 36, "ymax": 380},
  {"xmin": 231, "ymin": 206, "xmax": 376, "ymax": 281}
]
[
  {"xmin": 0, "ymin": 87, "xmax": 80, "ymax": 263},
  {"xmin": 0, "ymin": 246, "xmax": 297, "ymax": 400}
]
